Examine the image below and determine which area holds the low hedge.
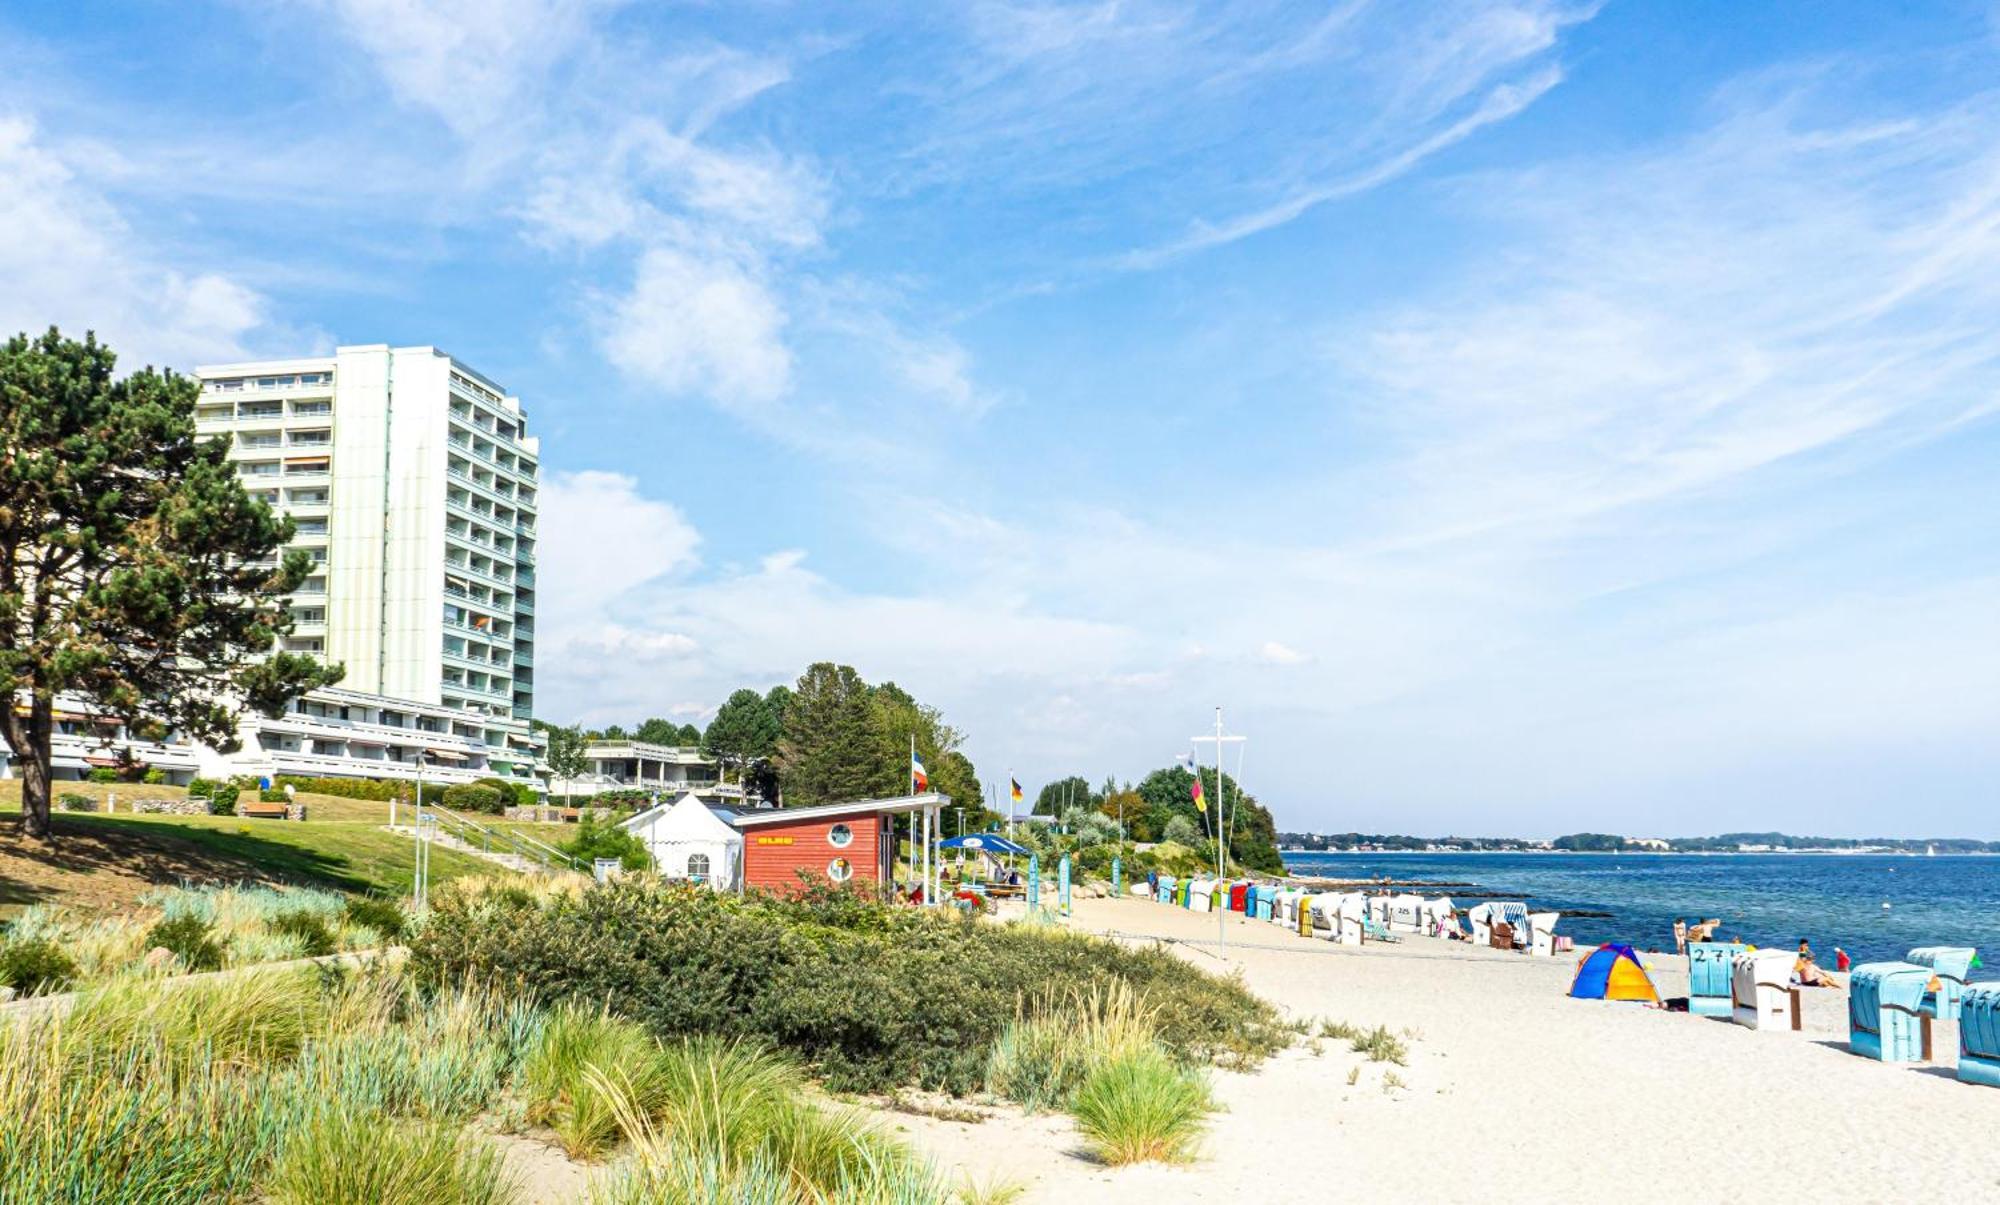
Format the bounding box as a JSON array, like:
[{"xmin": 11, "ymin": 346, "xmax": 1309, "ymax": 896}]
[{"xmin": 411, "ymin": 878, "xmax": 1286, "ymax": 1095}]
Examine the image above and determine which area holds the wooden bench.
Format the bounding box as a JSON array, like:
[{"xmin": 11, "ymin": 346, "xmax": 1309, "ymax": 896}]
[{"xmin": 239, "ymin": 802, "xmax": 291, "ymax": 820}]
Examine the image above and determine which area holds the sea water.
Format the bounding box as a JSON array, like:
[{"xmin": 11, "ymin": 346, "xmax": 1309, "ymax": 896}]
[{"xmin": 1281, "ymin": 850, "xmax": 2000, "ymax": 968}]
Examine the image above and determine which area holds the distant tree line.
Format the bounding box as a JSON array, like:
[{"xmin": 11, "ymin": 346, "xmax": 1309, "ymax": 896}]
[
  {"xmin": 1559, "ymin": 831, "xmax": 2000, "ymax": 853},
  {"xmin": 1279, "ymin": 832, "xmax": 1540, "ymax": 852}
]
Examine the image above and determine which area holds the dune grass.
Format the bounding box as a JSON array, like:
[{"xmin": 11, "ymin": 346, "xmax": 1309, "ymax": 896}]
[
  {"xmin": 519, "ymin": 1004, "xmax": 672, "ymax": 1158},
  {"xmin": 263, "ymin": 1108, "xmax": 518, "ymax": 1205},
  {"xmin": 587, "ymin": 1037, "xmax": 952, "ymax": 1204},
  {"xmin": 1352, "ymin": 1024, "xmax": 1408, "ymax": 1065},
  {"xmin": 0, "ymin": 961, "xmax": 538, "ymax": 1203},
  {"xmin": 1069, "ymin": 1047, "xmax": 1213, "ymax": 1166},
  {"xmin": 984, "ymin": 981, "xmax": 1158, "ymax": 1112}
]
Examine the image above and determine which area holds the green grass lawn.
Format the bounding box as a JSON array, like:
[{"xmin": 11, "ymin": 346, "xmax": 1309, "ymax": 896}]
[{"xmin": 0, "ymin": 806, "xmax": 499, "ymax": 909}]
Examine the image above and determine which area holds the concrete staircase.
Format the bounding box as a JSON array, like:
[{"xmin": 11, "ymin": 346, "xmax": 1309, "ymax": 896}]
[{"xmin": 383, "ymin": 825, "xmax": 542, "ymax": 875}]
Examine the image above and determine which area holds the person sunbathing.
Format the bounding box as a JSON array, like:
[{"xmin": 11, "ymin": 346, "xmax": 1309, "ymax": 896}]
[{"xmin": 1794, "ymin": 951, "xmax": 1841, "ymax": 988}]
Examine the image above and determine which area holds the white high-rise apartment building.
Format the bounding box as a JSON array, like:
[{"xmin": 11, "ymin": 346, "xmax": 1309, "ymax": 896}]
[{"xmin": 193, "ymin": 345, "xmax": 541, "ymax": 784}]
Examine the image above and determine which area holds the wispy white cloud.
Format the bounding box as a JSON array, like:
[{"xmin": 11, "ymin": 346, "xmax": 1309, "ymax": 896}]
[
  {"xmin": 0, "ymin": 116, "xmax": 281, "ymax": 366},
  {"xmin": 597, "ymin": 246, "xmax": 794, "ymax": 411}
]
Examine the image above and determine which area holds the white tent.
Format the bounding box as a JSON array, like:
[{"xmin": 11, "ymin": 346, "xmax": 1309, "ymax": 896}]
[{"xmin": 620, "ymin": 792, "xmax": 742, "ymax": 890}]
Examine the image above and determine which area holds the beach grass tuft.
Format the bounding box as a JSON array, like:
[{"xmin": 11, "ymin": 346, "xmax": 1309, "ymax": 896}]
[
  {"xmin": 1069, "ymin": 1047, "xmax": 1212, "ymax": 1166},
  {"xmin": 264, "ymin": 1107, "xmax": 518, "ymax": 1205},
  {"xmin": 1353, "ymin": 1025, "xmax": 1408, "ymax": 1066},
  {"xmin": 986, "ymin": 981, "xmax": 1157, "ymax": 1112},
  {"xmin": 519, "ymin": 1003, "xmax": 669, "ymax": 1158}
]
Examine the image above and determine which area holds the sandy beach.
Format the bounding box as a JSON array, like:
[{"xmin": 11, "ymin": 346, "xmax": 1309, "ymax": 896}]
[{"xmin": 892, "ymin": 896, "xmax": 2000, "ymax": 1203}]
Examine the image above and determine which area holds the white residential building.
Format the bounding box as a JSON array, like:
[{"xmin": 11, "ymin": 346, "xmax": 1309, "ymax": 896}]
[
  {"xmin": 194, "ymin": 345, "xmax": 542, "ymax": 789},
  {"xmin": 1, "ymin": 688, "xmax": 519, "ymax": 791},
  {"xmin": 571, "ymin": 739, "xmax": 748, "ymax": 807}
]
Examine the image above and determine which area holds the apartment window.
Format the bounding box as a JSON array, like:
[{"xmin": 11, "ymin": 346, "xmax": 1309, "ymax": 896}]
[
  {"xmin": 292, "ymin": 607, "xmax": 325, "ymax": 624},
  {"xmin": 297, "ymin": 576, "xmax": 326, "ymax": 595},
  {"xmin": 287, "ymin": 488, "xmax": 328, "ymax": 505},
  {"xmin": 239, "ymin": 461, "xmax": 280, "ymax": 477},
  {"xmin": 237, "ymin": 433, "xmax": 282, "ymax": 450},
  {"xmin": 284, "ymin": 458, "xmax": 330, "ymax": 475},
  {"xmin": 240, "ymin": 402, "xmax": 281, "ymax": 418},
  {"xmin": 207, "ymin": 378, "xmax": 244, "ymax": 392},
  {"xmin": 285, "ymin": 637, "xmax": 323, "ymax": 653},
  {"xmin": 288, "ymin": 429, "xmax": 331, "ymax": 446},
  {"xmin": 197, "ymin": 404, "xmax": 234, "ymax": 422}
]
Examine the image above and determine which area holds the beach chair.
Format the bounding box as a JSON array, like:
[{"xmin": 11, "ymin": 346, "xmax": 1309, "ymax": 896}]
[
  {"xmin": 1731, "ymin": 948, "xmax": 1797, "ymax": 1031},
  {"xmin": 1335, "ymin": 894, "xmax": 1366, "ymax": 946},
  {"xmin": 1253, "ymin": 886, "xmax": 1275, "ymax": 921},
  {"xmin": 1955, "ymin": 985, "xmax": 2000, "ymax": 1088},
  {"xmin": 1188, "ymin": 877, "xmax": 1214, "ymax": 913},
  {"xmin": 1524, "ymin": 912, "xmax": 1563, "ymax": 958},
  {"xmin": 1388, "ymin": 893, "xmax": 1423, "ymax": 934},
  {"xmin": 1419, "ymin": 896, "xmax": 1456, "ymax": 939},
  {"xmin": 1297, "ymin": 891, "xmax": 1314, "ymax": 938},
  {"xmin": 1848, "ymin": 962, "xmax": 1935, "ymax": 1063},
  {"xmin": 1906, "ymin": 947, "xmax": 1977, "ymax": 1021},
  {"xmin": 1228, "ymin": 882, "xmax": 1249, "ymax": 913},
  {"xmin": 1468, "ymin": 902, "xmax": 1527, "ymax": 947},
  {"xmin": 1686, "ymin": 942, "xmax": 1748, "ymax": 1017}
]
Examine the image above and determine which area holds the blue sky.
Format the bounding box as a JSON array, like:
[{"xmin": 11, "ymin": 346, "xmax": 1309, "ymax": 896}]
[{"xmin": 4, "ymin": 1, "xmax": 1998, "ymax": 837}]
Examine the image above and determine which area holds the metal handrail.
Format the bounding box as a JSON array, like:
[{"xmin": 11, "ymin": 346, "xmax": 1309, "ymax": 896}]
[{"xmin": 420, "ymin": 801, "xmax": 584, "ymax": 873}]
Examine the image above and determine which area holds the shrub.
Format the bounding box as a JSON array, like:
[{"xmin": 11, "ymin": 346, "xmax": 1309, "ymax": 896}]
[
  {"xmin": 1352, "ymin": 1025, "xmax": 1407, "ymax": 1066},
  {"xmin": 558, "ymin": 816, "xmax": 651, "ymax": 872},
  {"xmin": 208, "ymin": 785, "xmax": 240, "ymax": 816},
  {"xmin": 146, "ymin": 914, "xmax": 224, "ymax": 973},
  {"xmin": 84, "ymin": 766, "xmax": 119, "ymax": 783},
  {"xmin": 411, "ymin": 878, "xmax": 1285, "ymax": 1095},
  {"xmin": 1161, "ymin": 815, "xmax": 1200, "ymax": 846},
  {"xmin": 0, "ymin": 938, "xmax": 79, "ymax": 995},
  {"xmin": 274, "ymin": 776, "xmax": 402, "ymax": 802},
  {"xmin": 344, "ymin": 896, "xmax": 407, "ymax": 943},
  {"xmin": 472, "ymin": 776, "xmax": 535, "ymax": 808},
  {"xmin": 263, "ymin": 1108, "xmax": 517, "ymax": 1205},
  {"xmin": 187, "ymin": 777, "xmax": 218, "ymax": 799},
  {"xmin": 1069, "ymin": 1047, "xmax": 1211, "ymax": 1165},
  {"xmin": 143, "ymin": 768, "xmax": 167, "ymax": 785},
  {"xmin": 57, "ymin": 792, "xmax": 95, "ymax": 812},
  {"xmin": 270, "ymin": 911, "xmax": 338, "ymax": 959},
  {"xmin": 440, "ymin": 784, "xmax": 504, "ymax": 815}
]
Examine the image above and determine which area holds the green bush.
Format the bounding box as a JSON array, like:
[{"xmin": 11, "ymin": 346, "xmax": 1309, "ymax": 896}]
[
  {"xmin": 471, "ymin": 776, "xmax": 535, "ymax": 809},
  {"xmin": 0, "ymin": 938, "xmax": 79, "ymax": 995},
  {"xmin": 187, "ymin": 777, "xmax": 218, "ymax": 799},
  {"xmin": 270, "ymin": 911, "xmax": 337, "ymax": 959},
  {"xmin": 558, "ymin": 817, "xmax": 651, "ymax": 871},
  {"xmin": 410, "ymin": 877, "xmax": 1285, "ymax": 1095},
  {"xmin": 86, "ymin": 767, "xmax": 120, "ymax": 784},
  {"xmin": 143, "ymin": 768, "xmax": 167, "ymax": 785},
  {"xmin": 1070, "ymin": 1046, "xmax": 1211, "ymax": 1165},
  {"xmin": 57, "ymin": 792, "xmax": 95, "ymax": 813},
  {"xmin": 208, "ymin": 785, "xmax": 240, "ymax": 816},
  {"xmin": 343, "ymin": 896, "xmax": 406, "ymax": 943},
  {"xmin": 146, "ymin": 914, "xmax": 224, "ymax": 973},
  {"xmin": 440, "ymin": 784, "xmax": 504, "ymax": 815}
]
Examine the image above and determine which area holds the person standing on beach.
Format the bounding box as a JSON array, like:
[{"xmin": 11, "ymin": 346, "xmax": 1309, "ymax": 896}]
[{"xmin": 1674, "ymin": 919, "xmax": 1688, "ymax": 954}]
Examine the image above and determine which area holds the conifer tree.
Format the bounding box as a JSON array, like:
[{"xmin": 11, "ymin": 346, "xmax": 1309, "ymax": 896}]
[{"xmin": 0, "ymin": 329, "xmax": 342, "ymax": 841}]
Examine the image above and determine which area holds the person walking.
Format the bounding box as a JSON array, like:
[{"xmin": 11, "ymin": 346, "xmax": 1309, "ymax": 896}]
[{"xmin": 1674, "ymin": 919, "xmax": 1689, "ymax": 955}]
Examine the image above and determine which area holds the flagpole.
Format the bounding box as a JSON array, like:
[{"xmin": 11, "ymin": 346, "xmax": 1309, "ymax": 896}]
[{"xmin": 1191, "ymin": 709, "xmax": 1246, "ymax": 953}]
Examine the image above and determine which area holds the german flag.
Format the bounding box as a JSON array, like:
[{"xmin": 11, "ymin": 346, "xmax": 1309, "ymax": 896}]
[{"xmin": 1010, "ymin": 777, "xmax": 1023, "ymax": 804}]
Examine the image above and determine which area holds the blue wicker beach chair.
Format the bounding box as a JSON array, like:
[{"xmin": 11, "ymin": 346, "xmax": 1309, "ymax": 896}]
[
  {"xmin": 1956, "ymin": 985, "xmax": 2000, "ymax": 1088},
  {"xmin": 1687, "ymin": 942, "xmax": 1748, "ymax": 1017},
  {"xmin": 1254, "ymin": 886, "xmax": 1275, "ymax": 921},
  {"xmin": 1848, "ymin": 962, "xmax": 1935, "ymax": 1063},
  {"xmin": 1906, "ymin": 947, "xmax": 1977, "ymax": 1021}
]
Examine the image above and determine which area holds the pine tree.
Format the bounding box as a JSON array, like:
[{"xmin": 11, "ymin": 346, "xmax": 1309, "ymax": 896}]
[
  {"xmin": 775, "ymin": 662, "xmax": 883, "ymax": 805},
  {"xmin": 0, "ymin": 328, "xmax": 342, "ymax": 841}
]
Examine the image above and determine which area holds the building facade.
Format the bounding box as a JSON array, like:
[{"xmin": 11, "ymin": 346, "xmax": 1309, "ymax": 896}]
[
  {"xmin": 194, "ymin": 345, "xmax": 541, "ymax": 789},
  {"xmin": 573, "ymin": 739, "xmax": 746, "ymax": 807},
  {"xmin": 2, "ymin": 687, "xmax": 512, "ymax": 791}
]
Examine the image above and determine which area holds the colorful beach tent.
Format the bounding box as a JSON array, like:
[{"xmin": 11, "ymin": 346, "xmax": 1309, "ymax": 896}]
[{"xmin": 1569, "ymin": 944, "xmax": 1662, "ymax": 1005}]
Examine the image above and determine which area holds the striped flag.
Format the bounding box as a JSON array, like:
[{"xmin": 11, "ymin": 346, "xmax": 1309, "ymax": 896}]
[
  {"xmin": 911, "ymin": 751, "xmax": 929, "ymax": 793},
  {"xmin": 1010, "ymin": 777, "xmax": 1023, "ymax": 805}
]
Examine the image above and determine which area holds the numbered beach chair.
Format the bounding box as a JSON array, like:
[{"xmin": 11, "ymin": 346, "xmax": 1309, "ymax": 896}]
[
  {"xmin": 1848, "ymin": 962, "xmax": 1935, "ymax": 1063},
  {"xmin": 1906, "ymin": 947, "xmax": 1977, "ymax": 1021},
  {"xmin": 1686, "ymin": 942, "xmax": 1748, "ymax": 1017},
  {"xmin": 1731, "ymin": 948, "xmax": 1798, "ymax": 1031},
  {"xmin": 1388, "ymin": 894, "xmax": 1423, "ymax": 934},
  {"xmin": 1956, "ymin": 985, "xmax": 2000, "ymax": 1088}
]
